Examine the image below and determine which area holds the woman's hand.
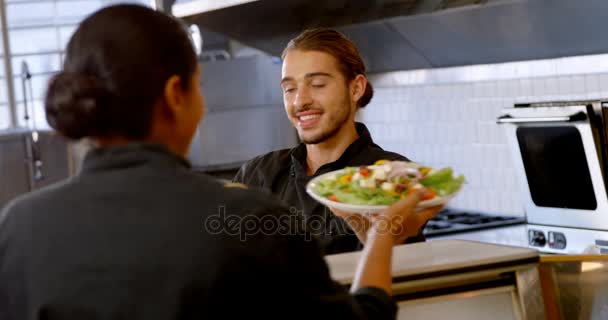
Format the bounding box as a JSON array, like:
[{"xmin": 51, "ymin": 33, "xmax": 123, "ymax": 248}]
[
  {"xmin": 350, "ymin": 189, "xmax": 443, "ymax": 294},
  {"xmin": 369, "ymin": 189, "xmax": 443, "ymax": 245},
  {"xmin": 329, "ymin": 188, "xmax": 443, "ymax": 245},
  {"xmin": 328, "ymin": 208, "xmax": 373, "ymax": 243}
]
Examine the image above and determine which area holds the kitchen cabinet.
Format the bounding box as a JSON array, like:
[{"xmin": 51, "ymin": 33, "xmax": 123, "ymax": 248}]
[
  {"xmin": 539, "ymin": 256, "xmax": 608, "ymax": 320},
  {"xmin": 397, "ymin": 286, "xmax": 521, "ymax": 320},
  {"xmin": 325, "ymin": 240, "xmax": 544, "ymax": 320},
  {"xmin": 0, "ymin": 129, "xmax": 70, "ymax": 209}
]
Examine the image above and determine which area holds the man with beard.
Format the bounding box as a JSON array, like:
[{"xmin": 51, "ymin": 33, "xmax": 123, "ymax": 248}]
[{"xmin": 233, "ymin": 28, "xmax": 428, "ymax": 255}]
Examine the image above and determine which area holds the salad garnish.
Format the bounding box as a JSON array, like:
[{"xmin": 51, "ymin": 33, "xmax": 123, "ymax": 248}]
[{"xmin": 313, "ymin": 160, "xmax": 465, "ymax": 206}]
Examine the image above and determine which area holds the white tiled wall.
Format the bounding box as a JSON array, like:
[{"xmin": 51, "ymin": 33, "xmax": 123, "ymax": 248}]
[{"xmin": 359, "ymin": 54, "xmax": 608, "ymax": 217}]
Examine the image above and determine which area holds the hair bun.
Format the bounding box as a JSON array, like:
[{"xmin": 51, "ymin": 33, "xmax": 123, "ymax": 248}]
[{"xmin": 45, "ymin": 72, "xmax": 110, "ymax": 139}]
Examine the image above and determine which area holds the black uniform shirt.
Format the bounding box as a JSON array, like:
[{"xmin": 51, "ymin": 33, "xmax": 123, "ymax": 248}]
[
  {"xmin": 234, "ymin": 122, "xmax": 425, "ymax": 255},
  {"xmin": 0, "ymin": 143, "xmax": 396, "ymax": 320}
]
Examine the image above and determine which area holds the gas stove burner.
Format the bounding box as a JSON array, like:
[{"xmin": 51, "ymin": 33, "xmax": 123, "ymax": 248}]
[{"xmin": 423, "ymin": 209, "xmax": 526, "ymax": 237}]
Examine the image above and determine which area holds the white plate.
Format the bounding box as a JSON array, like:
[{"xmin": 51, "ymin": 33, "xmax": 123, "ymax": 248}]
[{"xmin": 306, "ymin": 168, "xmax": 462, "ymax": 214}]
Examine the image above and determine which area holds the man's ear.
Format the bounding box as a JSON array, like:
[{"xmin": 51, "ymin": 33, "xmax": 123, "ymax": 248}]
[
  {"xmin": 351, "ymin": 74, "xmax": 367, "ymax": 105},
  {"xmin": 162, "ymin": 75, "xmax": 184, "ymax": 117}
]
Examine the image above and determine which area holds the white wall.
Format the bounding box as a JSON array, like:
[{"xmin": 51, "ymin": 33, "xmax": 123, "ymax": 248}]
[{"xmin": 359, "ymin": 54, "xmax": 608, "ymax": 217}]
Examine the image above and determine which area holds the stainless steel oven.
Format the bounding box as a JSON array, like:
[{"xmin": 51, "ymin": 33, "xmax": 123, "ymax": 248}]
[{"xmin": 498, "ymin": 100, "xmax": 608, "ymax": 254}]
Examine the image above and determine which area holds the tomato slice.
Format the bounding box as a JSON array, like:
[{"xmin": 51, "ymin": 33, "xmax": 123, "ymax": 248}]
[
  {"xmin": 359, "ymin": 168, "xmax": 370, "ymax": 177},
  {"xmin": 328, "ymin": 195, "xmax": 339, "ymax": 202}
]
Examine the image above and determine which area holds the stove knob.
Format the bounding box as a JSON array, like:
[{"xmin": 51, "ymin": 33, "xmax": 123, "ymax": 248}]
[
  {"xmin": 548, "ymin": 232, "xmax": 567, "ymax": 249},
  {"xmin": 528, "ymin": 229, "xmax": 546, "ymax": 247}
]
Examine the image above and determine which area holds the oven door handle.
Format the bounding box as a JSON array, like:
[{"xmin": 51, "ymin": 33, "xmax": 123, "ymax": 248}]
[{"xmin": 496, "ymin": 111, "xmax": 587, "ymax": 124}]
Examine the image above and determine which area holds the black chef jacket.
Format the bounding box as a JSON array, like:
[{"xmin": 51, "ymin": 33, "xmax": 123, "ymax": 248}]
[
  {"xmin": 0, "ymin": 143, "xmax": 396, "ymax": 320},
  {"xmin": 234, "ymin": 122, "xmax": 426, "ymax": 255}
]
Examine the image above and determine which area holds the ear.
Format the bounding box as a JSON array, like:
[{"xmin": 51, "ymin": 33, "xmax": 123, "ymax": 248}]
[
  {"xmin": 351, "ymin": 74, "xmax": 367, "ymax": 106},
  {"xmin": 162, "ymin": 75, "xmax": 185, "ymax": 118}
]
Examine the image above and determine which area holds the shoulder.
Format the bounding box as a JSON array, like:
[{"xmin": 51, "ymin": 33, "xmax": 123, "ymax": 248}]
[
  {"xmin": 233, "ymin": 148, "xmax": 294, "ymax": 184},
  {"xmin": 242, "ymin": 148, "xmax": 293, "ymax": 170},
  {"xmin": 0, "ymin": 179, "xmax": 73, "ymax": 231},
  {"xmin": 207, "ymin": 180, "xmax": 293, "ymax": 229},
  {"xmin": 222, "ymin": 183, "xmax": 285, "ymax": 210},
  {"xmin": 181, "ymin": 169, "xmax": 282, "ymax": 209},
  {"xmin": 366, "ymin": 144, "xmax": 410, "ymax": 162},
  {"xmin": 3, "ymin": 179, "xmax": 72, "ymax": 211},
  {"xmin": 206, "ymin": 170, "xmax": 286, "ymax": 210}
]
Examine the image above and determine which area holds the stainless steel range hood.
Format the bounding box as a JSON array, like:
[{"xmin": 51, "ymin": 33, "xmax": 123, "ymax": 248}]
[{"xmin": 175, "ymin": 0, "xmax": 608, "ymax": 73}]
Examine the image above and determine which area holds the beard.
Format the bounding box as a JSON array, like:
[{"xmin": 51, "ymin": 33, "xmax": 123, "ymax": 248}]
[
  {"xmin": 297, "ymin": 94, "xmax": 353, "ymax": 145},
  {"xmin": 299, "ymin": 117, "xmax": 347, "ymax": 144}
]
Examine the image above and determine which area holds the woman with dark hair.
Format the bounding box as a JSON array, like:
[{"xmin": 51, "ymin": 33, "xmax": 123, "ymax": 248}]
[{"xmin": 0, "ymin": 4, "xmax": 440, "ymax": 320}]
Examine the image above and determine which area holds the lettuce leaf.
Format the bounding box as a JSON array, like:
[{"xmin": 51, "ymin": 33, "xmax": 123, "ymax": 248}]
[
  {"xmin": 314, "ymin": 165, "xmax": 465, "ymax": 206},
  {"xmin": 420, "ymin": 168, "xmax": 465, "ymax": 196}
]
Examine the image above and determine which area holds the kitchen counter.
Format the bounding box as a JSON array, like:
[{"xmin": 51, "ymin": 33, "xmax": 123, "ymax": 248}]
[
  {"xmin": 325, "ymin": 239, "xmax": 544, "ymax": 319},
  {"xmin": 325, "ymin": 237, "xmax": 608, "ymax": 319},
  {"xmin": 326, "ymin": 239, "xmax": 537, "ymax": 284}
]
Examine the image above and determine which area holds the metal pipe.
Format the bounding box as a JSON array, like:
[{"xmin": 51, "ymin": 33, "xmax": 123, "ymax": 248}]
[{"xmin": 0, "ymin": 0, "xmax": 18, "ymax": 128}]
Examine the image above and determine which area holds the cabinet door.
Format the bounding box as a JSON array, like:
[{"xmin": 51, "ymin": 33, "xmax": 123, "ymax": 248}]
[
  {"xmin": 0, "ymin": 133, "xmax": 30, "ymax": 209},
  {"xmin": 397, "ymin": 286, "xmax": 522, "ymax": 320}
]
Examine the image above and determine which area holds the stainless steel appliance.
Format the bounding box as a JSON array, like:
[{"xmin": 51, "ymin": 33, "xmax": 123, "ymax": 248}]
[
  {"xmin": 176, "ymin": 0, "xmax": 608, "ymax": 74},
  {"xmin": 0, "ymin": 130, "xmax": 31, "ymax": 208},
  {"xmin": 188, "ymin": 55, "xmax": 299, "ymax": 171},
  {"xmin": 0, "ymin": 129, "xmax": 70, "ymax": 209},
  {"xmin": 498, "ymin": 100, "xmax": 608, "ymax": 254}
]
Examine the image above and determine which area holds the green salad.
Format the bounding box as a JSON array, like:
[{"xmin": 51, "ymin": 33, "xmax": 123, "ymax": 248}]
[{"xmin": 313, "ymin": 160, "xmax": 465, "ymax": 206}]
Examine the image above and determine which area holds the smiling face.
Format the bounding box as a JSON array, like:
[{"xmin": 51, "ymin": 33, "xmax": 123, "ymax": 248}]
[{"xmin": 280, "ymin": 49, "xmax": 357, "ymax": 145}]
